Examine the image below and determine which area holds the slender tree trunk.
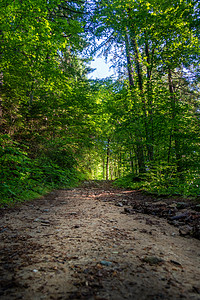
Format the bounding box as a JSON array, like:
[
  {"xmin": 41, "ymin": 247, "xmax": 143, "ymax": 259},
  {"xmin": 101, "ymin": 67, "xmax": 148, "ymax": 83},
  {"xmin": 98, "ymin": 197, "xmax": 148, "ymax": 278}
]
[
  {"xmin": 132, "ymin": 34, "xmax": 155, "ymax": 163},
  {"xmin": 110, "ymin": 162, "xmax": 113, "ymax": 180},
  {"xmin": 136, "ymin": 140, "xmax": 146, "ymax": 174},
  {"xmin": 125, "ymin": 32, "xmax": 134, "ymax": 88},
  {"xmin": 145, "ymin": 35, "xmax": 154, "ymax": 161},
  {"xmin": 130, "ymin": 36, "xmax": 143, "ymax": 92},
  {"xmin": 130, "ymin": 150, "xmax": 134, "ymax": 173},
  {"xmin": 118, "ymin": 152, "xmax": 121, "ymax": 178},
  {"xmin": 167, "ymin": 131, "xmax": 172, "ymax": 164},
  {"xmin": 168, "ymin": 69, "xmax": 183, "ymax": 176},
  {"xmin": 106, "ymin": 138, "xmax": 110, "ymax": 180},
  {"xmin": 124, "ymin": 31, "xmax": 146, "ymax": 175},
  {"xmin": 129, "ymin": 33, "xmax": 147, "ymax": 174},
  {"xmin": 102, "ymin": 157, "xmax": 105, "ymax": 180}
]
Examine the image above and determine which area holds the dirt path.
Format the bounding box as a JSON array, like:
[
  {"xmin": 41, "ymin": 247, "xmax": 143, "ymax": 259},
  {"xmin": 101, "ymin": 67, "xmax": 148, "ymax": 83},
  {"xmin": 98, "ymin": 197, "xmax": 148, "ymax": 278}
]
[{"xmin": 0, "ymin": 182, "xmax": 200, "ymax": 300}]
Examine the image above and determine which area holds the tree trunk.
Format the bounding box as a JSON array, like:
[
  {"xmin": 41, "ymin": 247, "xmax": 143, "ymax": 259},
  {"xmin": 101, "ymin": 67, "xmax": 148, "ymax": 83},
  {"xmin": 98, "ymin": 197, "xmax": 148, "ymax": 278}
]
[
  {"xmin": 145, "ymin": 35, "xmax": 154, "ymax": 161},
  {"xmin": 136, "ymin": 140, "xmax": 146, "ymax": 174},
  {"xmin": 102, "ymin": 156, "xmax": 105, "ymax": 180},
  {"xmin": 168, "ymin": 69, "xmax": 183, "ymax": 176},
  {"xmin": 125, "ymin": 32, "xmax": 135, "ymax": 88},
  {"xmin": 129, "ymin": 33, "xmax": 147, "ymax": 174},
  {"xmin": 106, "ymin": 138, "xmax": 110, "ymax": 180},
  {"xmin": 130, "ymin": 150, "xmax": 134, "ymax": 173}
]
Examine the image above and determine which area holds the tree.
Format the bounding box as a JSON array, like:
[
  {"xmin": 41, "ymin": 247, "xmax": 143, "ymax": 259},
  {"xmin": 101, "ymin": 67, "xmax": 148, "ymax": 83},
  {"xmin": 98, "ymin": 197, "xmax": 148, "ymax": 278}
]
[{"xmin": 0, "ymin": 0, "xmax": 98, "ymax": 201}]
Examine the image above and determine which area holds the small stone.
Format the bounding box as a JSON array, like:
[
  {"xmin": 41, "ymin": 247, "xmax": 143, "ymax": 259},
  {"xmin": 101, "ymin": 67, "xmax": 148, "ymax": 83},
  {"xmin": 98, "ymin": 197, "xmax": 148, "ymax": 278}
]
[
  {"xmin": 142, "ymin": 256, "xmax": 164, "ymax": 265},
  {"xmin": 0, "ymin": 227, "xmax": 8, "ymax": 233},
  {"xmin": 34, "ymin": 218, "xmax": 40, "ymax": 222},
  {"xmin": 100, "ymin": 260, "xmax": 112, "ymax": 266},
  {"xmin": 74, "ymin": 225, "xmax": 80, "ymax": 229},
  {"xmin": 168, "ymin": 220, "xmax": 180, "ymax": 226},
  {"xmin": 33, "ymin": 269, "xmax": 38, "ymax": 273},
  {"xmin": 179, "ymin": 225, "xmax": 192, "ymax": 236},
  {"xmin": 169, "ymin": 212, "xmax": 188, "ymax": 221},
  {"xmin": 124, "ymin": 208, "xmax": 134, "ymax": 214},
  {"xmin": 153, "ymin": 201, "xmax": 167, "ymax": 206},
  {"xmin": 168, "ymin": 203, "xmax": 177, "ymax": 209},
  {"xmin": 122, "ymin": 200, "xmax": 128, "ymax": 205},
  {"xmin": 170, "ymin": 260, "xmax": 182, "ymax": 266},
  {"xmin": 116, "ymin": 202, "xmax": 123, "ymax": 207},
  {"xmin": 41, "ymin": 220, "xmax": 50, "ymax": 224}
]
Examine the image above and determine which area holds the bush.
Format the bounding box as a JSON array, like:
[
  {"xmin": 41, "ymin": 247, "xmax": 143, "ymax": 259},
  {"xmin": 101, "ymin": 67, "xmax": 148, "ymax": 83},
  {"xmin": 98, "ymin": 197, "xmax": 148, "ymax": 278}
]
[
  {"xmin": 113, "ymin": 173, "xmax": 145, "ymax": 190},
  {"xmin": 0, "ymin": 135, "xmax": 79, "ymax": 206},
  {"xmin": 114, "ymin": 164, "xmax": 200, "ymax": 197}
]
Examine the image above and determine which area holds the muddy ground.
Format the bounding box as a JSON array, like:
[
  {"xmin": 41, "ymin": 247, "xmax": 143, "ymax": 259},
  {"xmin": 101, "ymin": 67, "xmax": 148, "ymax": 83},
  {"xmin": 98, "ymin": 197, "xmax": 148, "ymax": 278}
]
[{"xmin": 0, "ymin": 181, "xmax": 200, "ymax": 300}]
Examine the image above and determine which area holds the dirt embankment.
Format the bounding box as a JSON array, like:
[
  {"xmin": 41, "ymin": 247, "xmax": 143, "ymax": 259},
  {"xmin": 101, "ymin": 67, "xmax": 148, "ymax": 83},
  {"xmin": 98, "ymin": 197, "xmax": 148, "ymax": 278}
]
[{"xmin": 0, "ymin": 181, "xmax": 200, "ymax": 300}]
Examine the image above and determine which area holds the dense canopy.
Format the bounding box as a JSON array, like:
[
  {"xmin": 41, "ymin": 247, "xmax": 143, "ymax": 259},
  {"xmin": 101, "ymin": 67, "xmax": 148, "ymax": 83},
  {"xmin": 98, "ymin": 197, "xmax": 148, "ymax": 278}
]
[{"xmin": 0, "ymin": 0, "xmax": 200, "ymax": 204}]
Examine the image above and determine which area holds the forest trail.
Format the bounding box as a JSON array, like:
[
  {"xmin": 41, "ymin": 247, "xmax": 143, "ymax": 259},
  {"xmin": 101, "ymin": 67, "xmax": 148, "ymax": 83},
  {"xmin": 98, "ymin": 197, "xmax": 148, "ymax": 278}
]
[{"xmin": 0, "ymin": 182, "xmax": 200, "ymax": 300}]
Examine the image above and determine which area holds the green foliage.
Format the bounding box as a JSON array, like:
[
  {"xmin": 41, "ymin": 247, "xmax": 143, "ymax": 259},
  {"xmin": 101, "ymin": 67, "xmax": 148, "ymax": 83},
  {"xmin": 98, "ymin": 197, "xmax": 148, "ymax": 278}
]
[
  {"xmin": 86, "ymin": 0, "xmax": 200, "ymax": 196},
  {"xmin": 0, "ymin": 0, "xmax": 94, "ymax": 205},
  {"xmin": 0, "ymin": 0, "xmax": 199, "ymax": 203},
  {"xmin": 39, "ymin": 139, "xmax": 77, "ymax": 170},
  {"xmin": 114, "ymin": 173, "xmax": 145, "ymax": 190},
  {"xmin": 145, "ymin": 164, "xmax": 200, "ymax": 196},
  {"xmin": 114, "ymin": 166, "xmax": 200, "ymax": 197},
  {"xmin": 0, "ymin": 135, "xmax": 79, "ymax": 206}
]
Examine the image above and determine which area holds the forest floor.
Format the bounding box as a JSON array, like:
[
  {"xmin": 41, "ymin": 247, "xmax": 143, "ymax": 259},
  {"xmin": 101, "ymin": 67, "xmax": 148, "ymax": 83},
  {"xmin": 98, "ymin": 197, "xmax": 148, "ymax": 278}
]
[{"xmin": 0, "ymin": 181, "xmax": 200, "ymax": 300}]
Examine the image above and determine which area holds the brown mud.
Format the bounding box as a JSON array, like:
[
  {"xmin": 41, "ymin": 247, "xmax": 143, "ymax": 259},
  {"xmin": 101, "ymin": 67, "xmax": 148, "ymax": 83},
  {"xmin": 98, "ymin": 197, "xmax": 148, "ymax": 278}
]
[{"xmin": 0, "ymin": 181, "xmax": 200, "ymax": 300}]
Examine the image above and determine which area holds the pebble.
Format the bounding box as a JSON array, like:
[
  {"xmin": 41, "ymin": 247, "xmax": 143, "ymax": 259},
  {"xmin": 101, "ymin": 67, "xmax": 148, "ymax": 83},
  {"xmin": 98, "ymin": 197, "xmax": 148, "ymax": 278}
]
[
  {"xmin": 34, "ymin": 218, "xmax": 40, "ymax": 222},
  {"xmin": 170, "ymin": 260, "xmax": 182, "ymax": 266},
  {"xmin": 142, "ymin": 256, "xmax": 164, "ymax": 265},
  {"xmin": 100, "ymin": 260, "xmax": 112, "ymax": 266},
  {"xmin": 116, "ymin": 202, "xmax": 123, "ymax": 207},
  {"xmin": 179, "ymin": 225, "xmax": 192, "ymax": 236}
]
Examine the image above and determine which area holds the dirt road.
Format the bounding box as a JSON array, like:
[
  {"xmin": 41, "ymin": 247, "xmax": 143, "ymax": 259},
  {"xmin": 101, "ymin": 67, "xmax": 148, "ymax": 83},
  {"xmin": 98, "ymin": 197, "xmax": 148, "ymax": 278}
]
[{"xmin": 0, "ymin": 182, "xmax": 200, "ymax": 299}]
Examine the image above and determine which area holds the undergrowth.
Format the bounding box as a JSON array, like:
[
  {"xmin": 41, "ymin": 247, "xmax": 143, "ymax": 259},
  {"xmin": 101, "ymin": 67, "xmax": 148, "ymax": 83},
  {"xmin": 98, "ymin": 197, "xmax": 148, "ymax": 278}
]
[
  {"xmin": 114, "ymin": 167, "xmax": 200, "ymax": 198},
  {"xmin": 0, "ymin": 135, "xmax": 82, "ymax": 207}
]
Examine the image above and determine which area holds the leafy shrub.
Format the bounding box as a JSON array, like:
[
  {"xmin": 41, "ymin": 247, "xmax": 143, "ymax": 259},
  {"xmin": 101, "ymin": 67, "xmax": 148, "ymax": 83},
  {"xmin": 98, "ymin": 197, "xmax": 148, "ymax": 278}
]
[
  {"xmin": 113, "ymin": 173, "xmax": 145, "ymax": 190},
  {"xmin": 40, "ymin": 138, "xmax": 76, "ymax": 170},
  {"xmin": 145, "ymin": 163, "xmax": 200, "ymax": 196},
  {"xmin": 114, "ymin": 164, "xmax": 200, "ymax": 197},
  {"xmin": 0, "ymin": 135, "xmax": 79, "ymax": 206}
]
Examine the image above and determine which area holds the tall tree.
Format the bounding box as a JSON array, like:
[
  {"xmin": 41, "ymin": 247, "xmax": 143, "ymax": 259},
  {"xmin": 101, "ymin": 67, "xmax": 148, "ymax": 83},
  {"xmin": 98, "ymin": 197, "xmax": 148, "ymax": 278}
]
[{"xmin": 87, "ymin": 0, "xmax": 199, "ymax": 178}]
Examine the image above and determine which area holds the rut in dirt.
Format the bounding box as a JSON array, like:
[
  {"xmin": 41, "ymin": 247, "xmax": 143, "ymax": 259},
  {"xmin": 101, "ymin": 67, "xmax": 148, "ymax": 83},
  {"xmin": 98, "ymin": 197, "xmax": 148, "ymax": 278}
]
[{"xmin": 0, "ymin": 181, "xmax": 200, "ymax": 300}]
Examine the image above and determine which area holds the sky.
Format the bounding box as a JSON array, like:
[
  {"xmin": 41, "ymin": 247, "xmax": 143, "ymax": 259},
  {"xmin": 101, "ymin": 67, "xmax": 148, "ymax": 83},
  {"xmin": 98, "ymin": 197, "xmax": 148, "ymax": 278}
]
[{"xmin": 88, "ymin": 56, "xmax": 115, "ymax": 79}]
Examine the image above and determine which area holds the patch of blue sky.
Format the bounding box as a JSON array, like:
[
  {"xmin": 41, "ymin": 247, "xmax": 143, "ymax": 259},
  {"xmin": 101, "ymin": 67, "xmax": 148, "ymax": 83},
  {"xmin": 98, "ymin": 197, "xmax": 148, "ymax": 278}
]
[{"xmin": 88, "ymin": 57, "xmax": 115, "ymax": 79}]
